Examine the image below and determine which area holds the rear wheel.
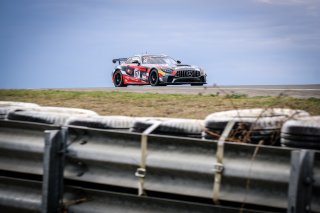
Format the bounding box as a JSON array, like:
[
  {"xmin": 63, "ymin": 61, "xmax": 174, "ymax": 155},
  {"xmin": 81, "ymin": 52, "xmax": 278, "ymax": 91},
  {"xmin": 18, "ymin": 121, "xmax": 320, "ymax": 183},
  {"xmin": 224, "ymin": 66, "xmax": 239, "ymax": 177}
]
[
  {"xmin": 113, "ymin": 70, "xmax": 127, "ymax": 87},
  {"xmin": 191, "ymin": 83, "xmax": 203, "ymax": 86},
  {"xmin": 149, "ymin": 69, "xmax": 159, "ymax": 86}
]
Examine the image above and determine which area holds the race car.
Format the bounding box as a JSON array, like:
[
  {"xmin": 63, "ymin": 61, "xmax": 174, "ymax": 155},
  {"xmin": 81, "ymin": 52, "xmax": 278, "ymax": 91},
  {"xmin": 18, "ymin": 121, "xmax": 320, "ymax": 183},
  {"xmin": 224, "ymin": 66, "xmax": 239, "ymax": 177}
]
[{"xmin": 111, "ymin": 54, "xmax": 207, "ymax": 87}]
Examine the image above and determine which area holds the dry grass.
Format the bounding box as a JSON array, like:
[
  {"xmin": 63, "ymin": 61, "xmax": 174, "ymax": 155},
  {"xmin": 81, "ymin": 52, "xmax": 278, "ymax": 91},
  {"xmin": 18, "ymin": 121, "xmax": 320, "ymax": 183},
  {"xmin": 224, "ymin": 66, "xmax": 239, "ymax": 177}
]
[{"xmin": 1, "ymin": 89, "xmax": 319, "ymax": 119}]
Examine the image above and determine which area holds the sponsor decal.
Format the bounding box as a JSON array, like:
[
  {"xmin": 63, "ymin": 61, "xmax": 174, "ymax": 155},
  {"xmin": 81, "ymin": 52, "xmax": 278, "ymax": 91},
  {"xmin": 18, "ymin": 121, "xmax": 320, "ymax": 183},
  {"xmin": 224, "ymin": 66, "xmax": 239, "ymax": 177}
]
[
  {"xmin": 134, "ymin": 68, "xmax": 140, "ymax": 78},
  {"xmin": 127, "ymin": 68, "xmax": 133, "ymax": 75},
  {"xmin": 158, "ymin": 70, "xmax": 166, "ymax": 76}
]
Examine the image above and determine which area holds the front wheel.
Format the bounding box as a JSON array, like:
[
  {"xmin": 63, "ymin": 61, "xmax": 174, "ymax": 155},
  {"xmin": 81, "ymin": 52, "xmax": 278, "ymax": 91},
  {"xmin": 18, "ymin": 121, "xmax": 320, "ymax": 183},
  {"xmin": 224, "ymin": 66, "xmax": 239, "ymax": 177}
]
[
  {"xmin": 191, "ymin": 83, "xmax": 204, "ymax": 86},
  {"xmin": 113, "ymin": 70, "xmax": 127, "ymax": 87},
  {"xmin": 149, "ymin": 69, "xmax": 159, "ymax": 86}
]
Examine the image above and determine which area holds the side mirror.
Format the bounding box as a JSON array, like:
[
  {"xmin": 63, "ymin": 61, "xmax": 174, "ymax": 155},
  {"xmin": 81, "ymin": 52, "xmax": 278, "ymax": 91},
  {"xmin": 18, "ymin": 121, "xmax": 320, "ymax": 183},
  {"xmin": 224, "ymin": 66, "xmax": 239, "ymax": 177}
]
[
  {"xmin": 177, "ymin": 60, "xmax": 181, "ymax": 64},
  {"xmin": 132, "ymin": 60, "xmax": 140, "ymax": 65}
]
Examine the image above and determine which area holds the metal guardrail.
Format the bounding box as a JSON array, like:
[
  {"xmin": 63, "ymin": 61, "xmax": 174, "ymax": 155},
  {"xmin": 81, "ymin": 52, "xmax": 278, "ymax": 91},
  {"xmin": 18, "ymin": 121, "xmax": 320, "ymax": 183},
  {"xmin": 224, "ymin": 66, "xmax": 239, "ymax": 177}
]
[
  {"xmin": 0, "ymin": 177, "xmax": 266, "ymax": 213},
  {"xmin": 0, "ymin": 119, "xmax": 319, "ymax": 212},
  {"xmin": 65, "ymin": 125, "xmax": 292, "ymax": 209},
  {"xmin": 0, "ymin": 120, "xmax": 58, "ymax": 175},
  {"xmin": 0, "ymin": 177, "xmax": 42, "ymax": 213}
]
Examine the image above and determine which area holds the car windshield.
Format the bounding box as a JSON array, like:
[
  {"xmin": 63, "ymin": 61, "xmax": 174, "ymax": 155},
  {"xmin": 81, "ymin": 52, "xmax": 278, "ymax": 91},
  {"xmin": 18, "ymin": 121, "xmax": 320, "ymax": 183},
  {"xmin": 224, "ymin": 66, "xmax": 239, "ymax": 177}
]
[{"xmin": 142, "ymin": 56, "xmax": 177, "ymax": 65}]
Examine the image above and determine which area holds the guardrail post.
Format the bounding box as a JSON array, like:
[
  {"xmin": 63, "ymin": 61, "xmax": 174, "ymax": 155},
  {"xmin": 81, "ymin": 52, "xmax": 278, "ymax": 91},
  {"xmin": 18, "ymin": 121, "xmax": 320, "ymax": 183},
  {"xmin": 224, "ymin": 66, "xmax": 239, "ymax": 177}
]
[
  {"xmin": 288, "ymin": 149, "xmax": 315, "ymax": 213},
  {"xmin": 41, "ymin": 128, "xmax": 67, "ymax": 213},
  {"xmin": 212, "ymin": 120, "xmax": 235, "ymax": 204},
  {"xmin": 136, "ymin": 121, "xmax": 162, "ymax": 196}
]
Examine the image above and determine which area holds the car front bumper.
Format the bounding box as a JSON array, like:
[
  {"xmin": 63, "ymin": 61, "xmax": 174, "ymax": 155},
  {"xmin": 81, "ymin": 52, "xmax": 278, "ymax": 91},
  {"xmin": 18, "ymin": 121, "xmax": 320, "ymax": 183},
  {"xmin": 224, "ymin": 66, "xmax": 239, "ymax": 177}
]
[{"xmin": 161, "ymin": 75, "xmax": 206, "ymax": 85}]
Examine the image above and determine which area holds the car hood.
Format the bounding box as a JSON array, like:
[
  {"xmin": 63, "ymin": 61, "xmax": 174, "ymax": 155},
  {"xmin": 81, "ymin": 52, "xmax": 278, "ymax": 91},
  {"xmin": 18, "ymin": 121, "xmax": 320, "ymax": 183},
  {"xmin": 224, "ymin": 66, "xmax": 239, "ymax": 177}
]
[{"xmin": 148, "ymin": 64, "xmax": 200, "ymax": 70}]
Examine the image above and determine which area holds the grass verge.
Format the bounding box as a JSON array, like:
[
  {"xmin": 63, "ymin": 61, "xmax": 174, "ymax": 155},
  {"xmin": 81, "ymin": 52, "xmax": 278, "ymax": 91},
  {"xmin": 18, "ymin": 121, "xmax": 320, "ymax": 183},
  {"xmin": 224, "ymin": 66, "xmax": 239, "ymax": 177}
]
[{"xmin": 0, "ymin": 89, "xmax": 319, "ymax": 119}]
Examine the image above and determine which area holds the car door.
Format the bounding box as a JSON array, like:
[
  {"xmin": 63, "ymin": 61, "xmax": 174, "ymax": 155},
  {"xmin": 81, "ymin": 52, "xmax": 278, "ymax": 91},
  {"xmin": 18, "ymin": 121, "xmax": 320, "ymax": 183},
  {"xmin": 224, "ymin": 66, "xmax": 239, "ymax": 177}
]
[{"xmin": 128, "ymin": 56, "xmax": 148, "ymax": 84}]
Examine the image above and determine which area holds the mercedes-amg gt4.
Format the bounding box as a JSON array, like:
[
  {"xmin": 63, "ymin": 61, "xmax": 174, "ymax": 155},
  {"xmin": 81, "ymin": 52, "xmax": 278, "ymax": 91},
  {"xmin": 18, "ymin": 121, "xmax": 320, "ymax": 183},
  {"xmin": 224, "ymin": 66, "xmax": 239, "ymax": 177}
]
[{"xmin": 112, "ymin": 54, "xmax": 206, "ymax": 87}]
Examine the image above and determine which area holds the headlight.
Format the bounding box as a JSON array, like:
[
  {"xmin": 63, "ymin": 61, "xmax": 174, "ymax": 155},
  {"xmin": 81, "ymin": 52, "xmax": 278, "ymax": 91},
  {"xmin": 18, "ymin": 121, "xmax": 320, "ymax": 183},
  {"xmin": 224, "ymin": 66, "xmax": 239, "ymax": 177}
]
[{"xmin": 162, "ymin": 68, "xmax": 174, "ymax": 73}]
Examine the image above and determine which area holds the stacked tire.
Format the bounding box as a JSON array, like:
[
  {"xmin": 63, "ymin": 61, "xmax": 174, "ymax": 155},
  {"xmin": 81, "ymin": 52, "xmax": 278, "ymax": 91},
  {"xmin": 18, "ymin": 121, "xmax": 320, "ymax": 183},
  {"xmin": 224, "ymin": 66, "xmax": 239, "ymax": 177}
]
[
  {"xmin": 131, "ymin": 118, "xmax": 204, "ymax": 139},
  {"xmin": 6, "ymin": 106, "xmax": 98, "ymax": 125},
  {"xmin": 204, "ymin": 108, "xmax": 309, "ymax": 145},
  {"xmin": 0, "ymin": 101, "xmax": 40, "ymax": 119},
  {"xmin": 66, "ymin": 116, "xmax": 136, "ymax": 130},
  {"xmin": 281, "ymin": 116, "xmax": 320, "ymax": 150}
]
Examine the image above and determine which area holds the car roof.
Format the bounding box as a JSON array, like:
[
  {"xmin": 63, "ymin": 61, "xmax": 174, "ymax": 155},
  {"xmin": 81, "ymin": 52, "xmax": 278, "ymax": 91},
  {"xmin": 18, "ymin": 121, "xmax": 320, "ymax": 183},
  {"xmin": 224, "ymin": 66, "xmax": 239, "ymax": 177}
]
[{"xmin": 132, "ymin": 54, "xmax": 167, "ymax": 58}]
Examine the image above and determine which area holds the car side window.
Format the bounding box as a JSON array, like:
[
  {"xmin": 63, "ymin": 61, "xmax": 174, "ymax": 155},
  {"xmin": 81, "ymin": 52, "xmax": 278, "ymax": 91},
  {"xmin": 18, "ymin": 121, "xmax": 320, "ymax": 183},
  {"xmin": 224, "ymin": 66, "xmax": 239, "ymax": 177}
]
[
  {"xmin": 131, "ymin": 56, "xmax": 141, "ymax": 64},
  {"xmin": 125, "ymin": 57, "xmax": 133, "ymax": 64},
  {"xmin": 142, "ymin": 56, "xmax": 148, "ymax": 64}
]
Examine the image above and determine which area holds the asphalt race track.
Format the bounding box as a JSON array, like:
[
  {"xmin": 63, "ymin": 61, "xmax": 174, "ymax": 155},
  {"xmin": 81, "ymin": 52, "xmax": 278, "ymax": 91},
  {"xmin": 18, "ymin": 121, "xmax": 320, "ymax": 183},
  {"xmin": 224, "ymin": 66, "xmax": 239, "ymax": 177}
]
[{"xmin": 69, "ymin": 85, "xmax": 320, "ymax": 99}]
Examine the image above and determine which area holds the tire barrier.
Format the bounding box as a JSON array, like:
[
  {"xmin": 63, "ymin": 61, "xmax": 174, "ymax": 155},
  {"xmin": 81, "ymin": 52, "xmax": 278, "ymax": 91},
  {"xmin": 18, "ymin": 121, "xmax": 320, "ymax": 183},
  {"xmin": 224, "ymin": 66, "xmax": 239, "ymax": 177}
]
[
  {"xmin": 129, "ymin": 117, "xmax": 169, "ymax": 132},
  {"xmin": 0, "ymin": 102, "xmax": 319, "ymax": 213},
  {"xmin": 131, "ymin": 118, "xmax": 204, "ymax": 138},
  {"xmin": 204, "ymin": 108, "xmax": 309, "ymax": 145},
  {"xmin": 66, "ymin": 116, "xmax": 136, "ymax": 130},
  {"xmin": 281, "ymin": 116, "xmax": 320, "ymax": 150},
  {"xmin": 6, "ymin": 106, "xmax": 98, "ymax": 125},
  {"xmin": 0, "ymin": 101, "xmax": 40, "ymax": 119}
]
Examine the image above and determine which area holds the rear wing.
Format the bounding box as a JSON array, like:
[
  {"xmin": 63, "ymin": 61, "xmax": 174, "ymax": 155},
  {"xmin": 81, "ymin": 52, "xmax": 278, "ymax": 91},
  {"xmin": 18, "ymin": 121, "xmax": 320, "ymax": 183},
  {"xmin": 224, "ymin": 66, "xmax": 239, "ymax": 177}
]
[{"xmin": 112, "ymin": 58, "xmax": 127, "ymax": 64}]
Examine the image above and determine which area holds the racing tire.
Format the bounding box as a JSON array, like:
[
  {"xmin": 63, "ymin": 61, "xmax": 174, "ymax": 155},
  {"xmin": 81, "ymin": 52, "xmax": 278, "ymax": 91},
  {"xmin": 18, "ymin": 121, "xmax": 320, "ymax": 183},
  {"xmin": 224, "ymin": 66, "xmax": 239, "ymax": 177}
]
[
  {"xmin": 191, "ymin": 84, "xmax": 204, "ymax": 86},
  {"xmin": 113, "ymin": 70, "xmax": 127, "ymax": 87},
  {"xmin": 149, "ymin": 69, "xmax": 159, "ymax": 86}
]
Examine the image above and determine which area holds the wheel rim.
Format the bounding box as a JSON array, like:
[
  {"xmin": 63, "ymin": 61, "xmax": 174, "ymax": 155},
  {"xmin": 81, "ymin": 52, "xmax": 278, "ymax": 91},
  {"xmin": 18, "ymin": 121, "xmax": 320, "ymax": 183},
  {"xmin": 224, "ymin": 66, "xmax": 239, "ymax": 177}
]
[
  {"xmin": 151, "ymin": 72, "xmax": 157, "ymax": 84},
  {"xmin": 114, "ymin": 73, "xmax": 121, "ymax": 86}
]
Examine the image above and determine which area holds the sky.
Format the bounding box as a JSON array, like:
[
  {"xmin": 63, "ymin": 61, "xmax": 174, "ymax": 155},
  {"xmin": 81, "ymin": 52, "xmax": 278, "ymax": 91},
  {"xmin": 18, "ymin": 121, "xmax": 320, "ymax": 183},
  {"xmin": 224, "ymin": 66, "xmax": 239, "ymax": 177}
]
[{"xmin": 0, "ymin": 0, "xmax": 319, "ymax": 88}]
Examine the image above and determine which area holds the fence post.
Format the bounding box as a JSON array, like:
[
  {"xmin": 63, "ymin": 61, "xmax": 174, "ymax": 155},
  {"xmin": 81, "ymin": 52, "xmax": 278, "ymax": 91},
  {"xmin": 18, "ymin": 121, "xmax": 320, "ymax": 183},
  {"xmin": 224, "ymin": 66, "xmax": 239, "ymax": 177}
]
[
  {"xmin": 288, "ymin": 149, "xmax": 315, "ymax": 213},
  {"xmin": 41, "ymin": 128, "xmax": 67, "ymax": 213}
]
